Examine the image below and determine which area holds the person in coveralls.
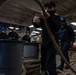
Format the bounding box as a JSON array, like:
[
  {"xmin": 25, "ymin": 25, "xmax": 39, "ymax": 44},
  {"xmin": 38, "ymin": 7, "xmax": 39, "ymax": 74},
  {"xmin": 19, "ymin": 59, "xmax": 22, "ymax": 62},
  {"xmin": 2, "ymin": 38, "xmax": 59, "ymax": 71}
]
[
  {"xmin": 8, "ymin": 28, "xmax": 19, "ymax": 40},
  {"xmin": 0, "ymin": 26, "xmax": 8, "ymax": 39},
  {"xmin": 33, "ymin": 1, "xmax": 61, "ymax": 75},
  {"xmin": 22, "ymin": 31, "xmax": 31, "ymax": 42},
  {"xmin": 57, "ymin": 16, "xmax": 75, "ymax": 70}
]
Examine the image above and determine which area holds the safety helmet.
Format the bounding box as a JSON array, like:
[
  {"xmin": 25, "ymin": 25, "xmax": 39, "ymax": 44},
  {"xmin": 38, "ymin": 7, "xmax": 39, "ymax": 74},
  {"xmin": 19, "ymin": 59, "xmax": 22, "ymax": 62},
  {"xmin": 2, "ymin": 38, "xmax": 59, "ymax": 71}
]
[
  {"xmin": 60, "ymin": 16, "xmax": 67, "ymax": 22},
  {"xmin": 1, "ymin": 26, "xmax": 8, "ymax": 31},
  {"xmin": 44, "ymin": 1, "xmax": 56, "ymax": 8}
]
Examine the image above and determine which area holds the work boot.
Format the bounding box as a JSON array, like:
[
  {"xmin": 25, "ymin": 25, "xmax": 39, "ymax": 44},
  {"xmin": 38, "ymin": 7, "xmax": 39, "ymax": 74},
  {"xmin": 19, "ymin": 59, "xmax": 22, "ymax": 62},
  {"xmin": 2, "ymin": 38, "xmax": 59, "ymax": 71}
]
[{"xmin": 57, "ymin": 66, "xmax": 63, "ymax": 71}]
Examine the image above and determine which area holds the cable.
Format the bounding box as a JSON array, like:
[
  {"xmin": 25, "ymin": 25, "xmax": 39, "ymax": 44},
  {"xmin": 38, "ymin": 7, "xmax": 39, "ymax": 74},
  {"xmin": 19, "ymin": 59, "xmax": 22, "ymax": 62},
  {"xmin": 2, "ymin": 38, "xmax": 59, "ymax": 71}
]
[{"xmin": 57, "ymin": 69, "xmax": 66, "ymax": 75}]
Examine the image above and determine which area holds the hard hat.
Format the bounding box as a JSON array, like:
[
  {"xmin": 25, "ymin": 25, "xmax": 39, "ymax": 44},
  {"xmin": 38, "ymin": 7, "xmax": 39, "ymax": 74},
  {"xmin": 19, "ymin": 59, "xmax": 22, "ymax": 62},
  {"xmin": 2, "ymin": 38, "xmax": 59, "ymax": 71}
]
[
  {"xmin": 1, "ymin": 26, "xmax": 8, "ymax": 31},
  {"xmin": 44, "ymin": 1, "xmax": 56, "ymax": 8},
  {"xmin": 60, "ymin": 16, "xmax": 67, "ymax": 22}
]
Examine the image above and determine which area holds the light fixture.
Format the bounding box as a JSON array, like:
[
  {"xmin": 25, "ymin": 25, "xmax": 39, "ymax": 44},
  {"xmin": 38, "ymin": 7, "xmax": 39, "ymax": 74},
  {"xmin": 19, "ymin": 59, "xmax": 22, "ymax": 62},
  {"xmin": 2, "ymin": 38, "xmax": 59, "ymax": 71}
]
[
  {"xmin": 29, "ymin": 25, "xmax": 34, "ymax": 28},
  {"xmin": 31, "ymin": 34, "xmax": 36, "ymax": 35},
  {"xmin": 9, "ymin": 26, "xmax": 14, "ymax": 29},
  {"xmin": 30, "ymin": 33, "xmax": 36, "ymax": 36},
  {"xmin": 71, "ymin": 22, "xmax": 76, "ymax": 26},
  {"xmin": 36, "ymin": 28, "xmax": 42, "ymax": 30},
  {"xmin": 15, "ymin": 27, "xmax": 19, "ymax": 30},
  {"xmin": 33, "ymin": 31, "xmax": 40, "ymax": 33}
]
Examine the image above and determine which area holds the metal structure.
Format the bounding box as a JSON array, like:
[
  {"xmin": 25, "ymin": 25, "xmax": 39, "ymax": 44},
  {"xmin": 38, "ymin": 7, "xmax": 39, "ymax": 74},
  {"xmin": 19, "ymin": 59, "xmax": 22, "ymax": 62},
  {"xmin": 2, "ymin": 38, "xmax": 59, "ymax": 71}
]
[
  {"xmin": 23, "ymin": 42, "xmax": 39, "ymax": 60},
  {"xmin": 0, "ymin": 40, "xmax": 23, "ymax": 75}
]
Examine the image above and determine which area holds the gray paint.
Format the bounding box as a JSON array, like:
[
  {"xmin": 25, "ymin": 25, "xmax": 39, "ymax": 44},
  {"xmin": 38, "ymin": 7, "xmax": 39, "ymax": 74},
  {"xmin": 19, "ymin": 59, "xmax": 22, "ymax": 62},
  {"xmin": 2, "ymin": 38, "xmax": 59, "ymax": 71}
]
[
  {"xmin": 0, "ymin": 40, "xmax": 23, "ymax": 75},
  {"xmin": 23, "ymin": 43, "xmax": 39, "ymax": 60}
]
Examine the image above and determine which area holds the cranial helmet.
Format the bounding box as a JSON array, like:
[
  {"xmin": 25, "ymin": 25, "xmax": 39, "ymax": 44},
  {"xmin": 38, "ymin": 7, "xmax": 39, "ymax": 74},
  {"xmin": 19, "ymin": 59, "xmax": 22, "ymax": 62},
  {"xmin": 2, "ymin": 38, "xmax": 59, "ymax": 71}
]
[
  {"xmin": 60, "ymin": 16, "xmax": 67, "ymax": 22},
  {"xmin": 1, "ymin": 26, "xmax": 8, "ymax": 31}
]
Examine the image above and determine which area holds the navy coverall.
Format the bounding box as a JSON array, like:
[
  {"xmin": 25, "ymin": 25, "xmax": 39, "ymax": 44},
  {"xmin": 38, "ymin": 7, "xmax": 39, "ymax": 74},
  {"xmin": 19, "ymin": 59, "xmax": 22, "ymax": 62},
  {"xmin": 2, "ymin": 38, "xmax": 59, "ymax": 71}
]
[
  {"xmin": 0, "ymin": 32, "xmax": 8, "ymax": 39},
  {"xmin": 33, "ymin": 15, "xmax": 61, "ymax": 75},
  {"xmin": 8, "ymin": 31, "xmax": 19, "ymax": 40},
  {"xmin": 59, "ymin": 25, "xmax": 75, "ymax": 69},
  {"xmin": 22, "ymin": 35, "xmax": 31, "ymax": 42}
]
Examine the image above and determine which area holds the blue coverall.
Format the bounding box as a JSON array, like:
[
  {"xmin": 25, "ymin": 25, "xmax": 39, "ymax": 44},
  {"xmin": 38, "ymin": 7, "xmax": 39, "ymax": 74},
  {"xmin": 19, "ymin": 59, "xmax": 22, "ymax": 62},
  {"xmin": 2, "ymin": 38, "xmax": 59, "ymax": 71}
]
[{"xmin": 59, "ymin": 25, "xmax": 75, "ymax": 69}]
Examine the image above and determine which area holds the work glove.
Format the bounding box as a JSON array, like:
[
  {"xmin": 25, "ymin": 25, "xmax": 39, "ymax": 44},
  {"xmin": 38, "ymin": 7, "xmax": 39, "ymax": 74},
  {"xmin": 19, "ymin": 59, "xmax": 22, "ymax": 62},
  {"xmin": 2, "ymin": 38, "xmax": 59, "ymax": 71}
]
[
  {"xmin": 41, "ymin": 10, "xmax": 50, "ymax": 19},
  {"xmin": 33, "ymin": 14, "xmax": 40, "ymax": 25}
]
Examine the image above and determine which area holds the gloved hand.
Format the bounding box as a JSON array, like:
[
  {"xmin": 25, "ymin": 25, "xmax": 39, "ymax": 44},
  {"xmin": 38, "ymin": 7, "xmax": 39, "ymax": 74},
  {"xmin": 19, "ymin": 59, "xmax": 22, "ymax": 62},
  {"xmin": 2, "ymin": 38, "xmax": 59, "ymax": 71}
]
[
  {"xmin": 33, "ymin": 14, "xmax": 40, "ymax": 25},
  {"xmin": 41, "ymin": 10, "xmax": 50, "ymax": 19}
]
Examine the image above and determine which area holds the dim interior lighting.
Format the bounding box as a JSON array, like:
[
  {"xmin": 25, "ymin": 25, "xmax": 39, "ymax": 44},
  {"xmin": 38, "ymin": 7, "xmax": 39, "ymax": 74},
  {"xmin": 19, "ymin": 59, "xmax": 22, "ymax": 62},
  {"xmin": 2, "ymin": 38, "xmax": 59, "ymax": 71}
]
[
  {"xmin": 9, "ymin": 26, "xmax": 14, "ymax": 29},
  {"xmin": 71, "ymin": 22, "xmax": 76, "ymax": 26},
  {"xmin": 33, "ymin": 31, "xmax": 40, "ymax": 33},
  {"xmin": 29, "ymin": 25, "xmax": 34, "ymax": 28},
  {"xmin": 15, "ymin": 27, "xmax": 19, "ymax": 30},
  {"xmin": 36, "ymin": 28, "xmax": 42, "ymax": 30}
]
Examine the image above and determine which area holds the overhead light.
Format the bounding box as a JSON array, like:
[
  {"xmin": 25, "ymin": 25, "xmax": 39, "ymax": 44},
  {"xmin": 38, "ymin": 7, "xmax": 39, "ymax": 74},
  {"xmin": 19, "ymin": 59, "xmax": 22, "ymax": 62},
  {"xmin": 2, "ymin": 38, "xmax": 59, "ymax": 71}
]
[
  {"xmin": 29, "ymin": 25, "xmax": 34, "ymax": 28},
  {"xmin": 30, "ymin": 33, "xmax": 36, "ymax": 36},
  {"xmin": 31, "ymin": 34, "xmax": 36, "ymax": 35},
  {"xmin": 36, "ymin": 28, "xmax": 42, "ymax": 30},
  {"xmin": 15, "ymin": 27, "xmax": 19, "ymax": 30},
  {"xmin": 74, "ymin": 30, "xmax": 76, "ymax": 32},
  {"xmin": 9, "ymin": 26, "xmax": 14, "ymax": 29},
  {"xmin": 30, "ymin": 31, "xmax": 40, "ymax": 36},
  {"xmin": 71, "ymin": 22, "xmax": 76, "ymax": 26},
  {"xmin": 33, "ymin": 31, "xmax": 40, "ymax": 33}
]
